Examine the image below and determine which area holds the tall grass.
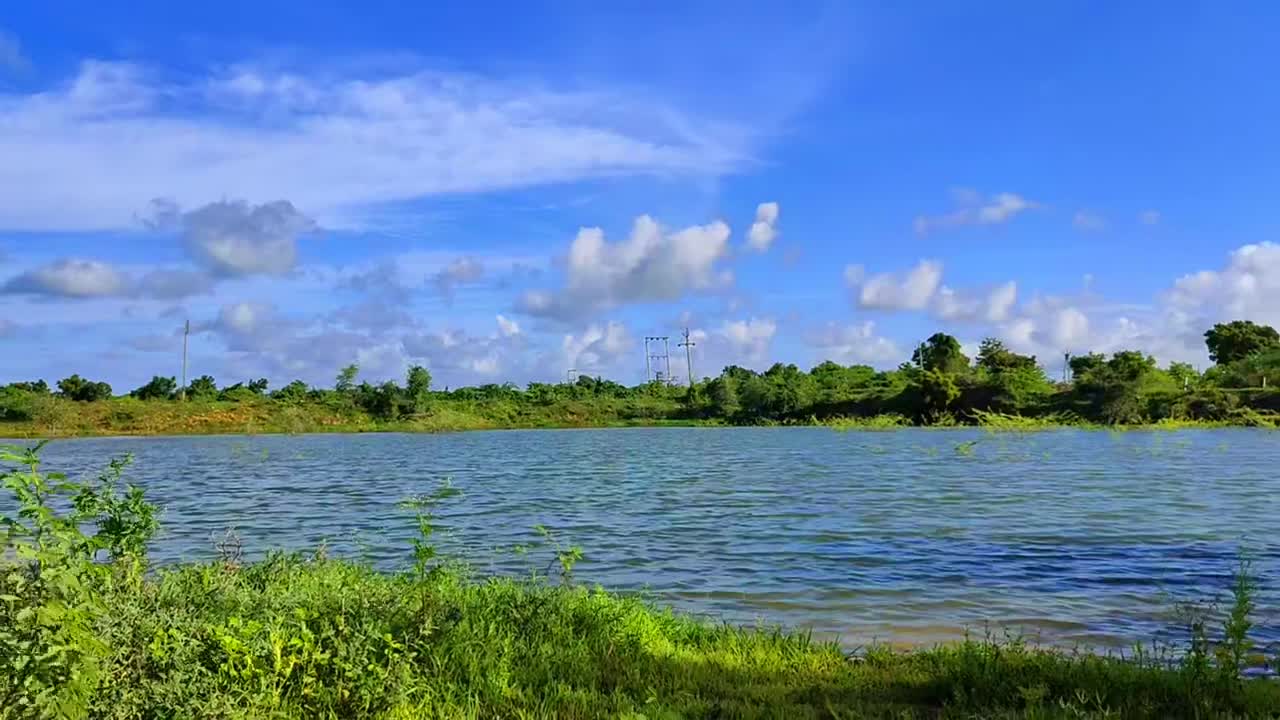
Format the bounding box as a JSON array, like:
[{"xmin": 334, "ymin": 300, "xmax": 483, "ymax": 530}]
[{"xmin": 3, "ymin": 445, "xmax": 1280, "ymax": 718}]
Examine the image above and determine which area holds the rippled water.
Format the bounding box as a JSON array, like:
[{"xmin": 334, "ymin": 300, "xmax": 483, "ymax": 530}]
[{"xmin": 6, "ymin": 428, "xmax": 1278, "ymax": 650}]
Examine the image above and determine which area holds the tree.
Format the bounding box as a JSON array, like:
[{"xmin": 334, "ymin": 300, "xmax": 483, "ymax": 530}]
[
  {"xmin": 247, "ymin": 378, "xmax": 269, "ymax": 395},
  {"xmin": 1205, "ymin": 320, "xmax": 1280, "ymax": 365},
  {"xmin": 1068, "ymin": 353, "xmax": 1106, "ymax": 381},
  {"xmin": 912, "ymin": 333, "xmax": 969, "ymax": 375},
  {"xmin": 271, "ymin": 380, "xmax": 311, "ymax": 402},
  {"xmin": 976, "ymin": 338, "xmax": 1036, "ymax": 373},
  {"xmin": 1167, "ymin": 362, "xmax": 1199, "ymax": 390},
  {"xmin": 56, "ymin": 375, "xmax": 113, "ymax": 402},
  {"xmin": 707, "ymin": 372, "xmax": 741, "ymax": 418},
  {"xmin": 6, "ymin": 380, "xmax": 50, "ymax": 394},
  {"xmin": 131, "ymin": 376, "xmax": 177, "ymax": 401},
  {"xmin": 336, "ymin": 364, "xmax": 360, "ymax": 393},
  {"xmin": 919, "ymin": 368, "xmax": 960, "ymax": 419},
  {"xmin": 185, "ymin": 375, "xmax": 218, "ymax": 400},
  {"xmin": 406, "ymin": 365, "xmax": 433, "ymax": 413}
]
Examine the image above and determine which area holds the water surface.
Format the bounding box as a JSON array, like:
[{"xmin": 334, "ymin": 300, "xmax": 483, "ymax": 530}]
[{"xmin": 7, "ymin": 427, "xmax": 1278, "ymax": 650}]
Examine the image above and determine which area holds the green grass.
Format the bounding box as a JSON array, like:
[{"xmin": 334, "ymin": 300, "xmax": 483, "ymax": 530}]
[{"xmin": 63, "ymin": 555, "xmax": 1280, "ymax": 719}]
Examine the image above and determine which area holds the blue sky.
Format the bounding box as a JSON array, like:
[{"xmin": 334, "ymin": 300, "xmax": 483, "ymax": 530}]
[{"xmin": 2, "ymin": 2, "xmax": 1278, "ymax": 391}]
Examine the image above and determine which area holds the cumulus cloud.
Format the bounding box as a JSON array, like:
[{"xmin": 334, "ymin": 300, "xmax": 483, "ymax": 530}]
[
  {"xmin": 1166, "ymin": 241, "xmax": 1280, "ymax": 328},
  {"xmin": 562, "ymin": 321, "xmax": 633, "ymax": 372},
  {"xmin": 717, "ymin": 317, "xmax": 777, "ymax": 361},
  {"xmin": 846, "ymin": 259, "xmax": 943, "ymax": 311},
  {"xmin": 432, "ymin": 257, "xmax": 485, "ymax": 299},
  {"xmin": 148, "ymin": 198, "xmax": 316, "ymax": 276},
  {"xmin": 0, "ymin": 61, "xmax": 749, "ymax": 231},
  {"xmin": 520, "ymin": 214, "xmax": 733, "ymax": 319},
  {"xmin": 2, "ymin": 259, "xmax": 128, "ymax": 298},
  {"xmin": 808, "ymin": 321, "xmax": 901, "ymax": 367},
  {"xmin": 913, "ymin": 189, "xmax": 1039, "ymax": 236},
  {"xmin": 1072, "ymin": 210, "xmax": 1106, "ymax": 232},
  {"xmin": 746, "ymin": 201, "xmax": 780, "ymax": 251},
  {"xmin": 935, "ymin": 281, "xmax": 1018, "ymax": 323}
]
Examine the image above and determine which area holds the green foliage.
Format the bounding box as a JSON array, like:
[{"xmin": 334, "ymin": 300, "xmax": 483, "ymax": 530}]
[
  {"xmin": 913, "ymin": 332, "xmax": 970, "ymax": 375},
  {"xmin": 405, "ymin": 365, "xmax": 433, "ymax": 414},
  {"xmin": 1205, "ymin": 320, "xmax": 1280, "ymax": 365},
  {"xmin": 1, "ymin": 444, "xmax": 157, "ymax": 718},
  {"xmin": 271, "ymin": 380, "xmax": 311, "ymax": 403},
  {"xmin": 57, "ymin": 375, "xmax": 113, "ymax": 402},
  {"xmin": 335, "ymin": 364, "xmax": 360, "ymax": 393},
  {"xmin": 976, "ymin": 338, "xmax": 1037, "ymax": 373},
  {"xmin": 130, "ymin": 376, "xmax": 177, "ymax": 401},
  {"xmin": 184, "ymin": 375, "xmax": 218, "ymax": 400}
]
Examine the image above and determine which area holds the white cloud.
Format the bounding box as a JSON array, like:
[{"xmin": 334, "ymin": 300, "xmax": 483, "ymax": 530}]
[
  {"xmin": 1139, "ymin": 210, "xmax": 1161, "ymax": 226},
  {"xmin": 935, "ymin": 280, "xmax": 1018, "ymax": 323},
  {"xmin": 1072, "ymin": 210, "xmax": 1106, "ymax": 232},
  {"xmin": 847, "ymin": 259, "xmax": 943, "ymax": 311},
  {"xmin": 746, "ymin": 201, "xmax": 780, "ymax": 251},
  {"xmin": 718, "ymin": 317, "xmax": 777, "ymax": 361},
  {"xmin": 809, "ymin": 321, "xmax": 901, "ymax": 367},
  {"xmin": 520, "ymin": 214, "xmax": 733, "ymax": 319},
  {"xmin": 562, "ymin": 321, "xmax": 633, "ymax": 372},
  {"xmin": 1166, "ymin": 242, "xmax": 1280, "ymax": 328},
  {"xmin": 432, "ymin": 257, "xmax": 485, "ymax": 298},
  {"xmin": 495, "ymin": 314, "xmax": 521, "ymax": 338},
  {"xmin": 913, "ymin": 190, "xmax": 1039, "ymax": 236},
  {"xmin": 0, "ymin": 61, "xmax": 748, "ymax": 231},
  {"xmin": 148, "ymin": 199, "xmax": 316, "ymax": 276},
  {"xmin": 2, "ymin": 259, "xmax": 128, "ymax": 298}
]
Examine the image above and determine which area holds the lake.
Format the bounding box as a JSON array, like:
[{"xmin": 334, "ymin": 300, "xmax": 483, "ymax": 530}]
[{"xmin": 6, "ymin": 427, "xmax": 1278, "ymax": 651}]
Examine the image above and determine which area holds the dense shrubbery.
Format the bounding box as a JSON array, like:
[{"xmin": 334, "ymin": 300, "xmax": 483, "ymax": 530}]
[
  {"xmin": 3, "ymin": 447, "xmax": 1279, "ymax": 718},
  {"xmin": 3, "ymin": 321, "xmax": 1280, "ymax": 435}
]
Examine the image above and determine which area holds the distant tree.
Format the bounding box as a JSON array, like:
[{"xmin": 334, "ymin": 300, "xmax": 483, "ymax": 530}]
[
  {"xmin": 131, "ymin": 376, "xmax": 177, "ymax": 401},
  {"xmin": 6, "ymin": 380, "xmax": 50, "ymax": 394},
  {"xmin": 336, "ymin": 364, "xmax": 360, "ymax": 393},
  {"xmin": 809, "ymin": 362, "xmax": 876, "ymax": 404},
  {"xmin": 272, "ymin": 380, "xmax": 311, "ymax": 402},
  {"xmin": 57, "ymin": 374, "xmax": 113, "ymax": 402},
  {"xmin": 976, "ymin": 338, "xmax": 1037, "ymax": 373},
  {"xmin": 1068, "ymin": 353, "xmax": 1106, "ymax": 381},
  {"xmin": 247, "ymin": 378, "xmax": 269, "ymax": 395},
  {"xmin": 912, "ymin": 333, "xmax": 969, "ymax": 375},
  {"xmin": 186, "ymin": 375, "xmax": 218, "ymax": 400},
  {"xmin": 1166, "ymin": 362, "xmax": 1200, "ymax": 390},
  {"xmin": 707, "ymin": 372, "xmax": 741, "ymax": 417},
  {"xmin": 406, "ymin": 365, "xmax": 433, "ymax": 413},
  {"xmin": 1205, "ymin": 320, "xmax": 1280, "ymax": 365},
  {"xmin": 919, "ymin": 368, "xmax": 960, "ymax": 419}
]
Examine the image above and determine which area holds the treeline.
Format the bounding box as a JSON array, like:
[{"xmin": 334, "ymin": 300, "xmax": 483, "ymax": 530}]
[{"xmin": 2, "ymin": 320, "xmax": 1279, "ymax": 428}]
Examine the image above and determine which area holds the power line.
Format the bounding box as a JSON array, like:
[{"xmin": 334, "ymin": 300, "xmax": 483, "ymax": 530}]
[{"xmin": 678, "ymin": 328, "xmax": 696, "ymax": 388}]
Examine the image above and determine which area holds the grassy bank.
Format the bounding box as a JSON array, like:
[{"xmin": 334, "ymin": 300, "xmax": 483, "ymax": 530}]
[
  {"xmin": 4, "ymin": 446, "xmax": 1280, "ymax": 718},
  {"xmin": 1, "ymin": 394, "xmax": 1274, "ymax": 439}
]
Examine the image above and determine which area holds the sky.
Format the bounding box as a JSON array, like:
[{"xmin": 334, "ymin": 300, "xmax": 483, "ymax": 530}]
[{"xmin": 1, "ymin": 1, "xmax": 1278, "ymax": 391}]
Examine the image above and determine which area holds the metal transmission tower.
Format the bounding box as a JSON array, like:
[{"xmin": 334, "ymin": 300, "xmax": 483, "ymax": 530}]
[
  {"xmin": 678, "ymin": 328, "xmax": 696, "ymax": 388},
  {"xmin": 644, "ymin": 336, "xmax": 672, "ymax": 384}
]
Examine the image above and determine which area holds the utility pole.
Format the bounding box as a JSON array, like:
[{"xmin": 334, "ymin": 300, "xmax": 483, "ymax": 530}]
[
  {"xmin": 180, "ymin": 320, "xmax": 190, "ymax": 401},
  {"xmin": 1063, "ymin": 351, "xmax": 1070, "ymax": 383},
  {"xmin": 678, "ymin": 328, "xmax": 696, "ymax": 388}
]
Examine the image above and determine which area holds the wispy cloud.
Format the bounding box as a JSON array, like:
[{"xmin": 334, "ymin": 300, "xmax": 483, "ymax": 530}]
[
  {"xmin": 913, "ymin": 189, "xmax": 1040, "ymax": 236},
  {"xmin": 0, "ymin": 29, "xmax": 28, "ymax": 73},
  {"xmin": 0, "ymin": 61, "xmax": 753, "ymax": 231},
  {"xmin": 1072, "ymin": 210, "xmax": 1106, "ymax": 232}
]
